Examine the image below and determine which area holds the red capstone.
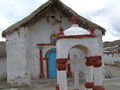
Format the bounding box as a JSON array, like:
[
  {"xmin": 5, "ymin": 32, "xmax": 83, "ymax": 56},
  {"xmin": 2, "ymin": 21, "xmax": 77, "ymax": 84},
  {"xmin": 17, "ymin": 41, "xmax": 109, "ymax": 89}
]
[
  {"xmin": 90, "ymin": 26, "xmax": 96, "ymax": 35},
  {"xmin": 93, "ymin": 86, "xmax": 105, "ymax": 90},
  {"xmin": 56, "ymin": 84, "xmax": 60, "ymax": 90},
  {"xmin": 85, "ymin": 82, "xmax": 94, "ymax": 88},
  {"xmin": 85, "ymin": 60, "xmax": 93, "ymax": 66},
  {"xmin": 85, "ymin": 56, "xmax": 102, "ymax": 67},
  {"xmin": 57, "ymin": 63, "xmax": 67, "ymax": 70},
  {"xmin": 71, "ymin": 16, "xmax": 78, "ymax": 24},
  {"xmin": 59, "ymin": 26, "xmax": 64, "ymax": 35},
  {"xmin": 57, "ymin": 58, "xmax": 68, "ymax": 70}
]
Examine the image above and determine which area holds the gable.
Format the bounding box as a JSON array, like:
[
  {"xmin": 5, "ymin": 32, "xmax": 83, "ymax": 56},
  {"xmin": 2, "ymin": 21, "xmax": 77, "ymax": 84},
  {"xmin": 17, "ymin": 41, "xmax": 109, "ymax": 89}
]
[{"xmin": 2, "ymin": 0, "xmax": 106, "ymax": 37}]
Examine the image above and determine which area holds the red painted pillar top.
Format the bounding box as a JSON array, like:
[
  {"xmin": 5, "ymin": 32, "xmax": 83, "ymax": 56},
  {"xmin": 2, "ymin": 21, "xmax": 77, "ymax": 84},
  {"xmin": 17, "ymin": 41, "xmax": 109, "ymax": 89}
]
[
  {"xmin": 59, "ymin": 26, "xmax": 64, "ymax": 35},
  {"xmin": 89, "ymin": 26, "xmax": 95, "ymax": 35},
  {"xmin": 71, "ymin": 16, "xmax": 78, "ymax": 24}
]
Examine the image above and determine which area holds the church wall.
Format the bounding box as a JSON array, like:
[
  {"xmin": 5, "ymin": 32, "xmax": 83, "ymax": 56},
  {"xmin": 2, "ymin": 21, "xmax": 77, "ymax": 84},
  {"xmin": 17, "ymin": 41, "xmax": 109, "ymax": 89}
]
[
  {"xmin": 0, "ymin": 58, "xmax": 6, "ymax": 80},
  {"xmin": 28, "ymin": 10, "xmax": 71, "ymax": 79},
  {"xmin": 103, "ymin": 53, "xmax": 120, "ymax": 65},
  {"xmin": 95, "ymin": 29, "xmax": 104, "ymax": 56},
  {"xmin": 6, "ymin": 27, "xmax": 30, "ymax": 86},
  {"xmin": 5, "ymin": 9, "xmax": 104, "ymax": 81}
]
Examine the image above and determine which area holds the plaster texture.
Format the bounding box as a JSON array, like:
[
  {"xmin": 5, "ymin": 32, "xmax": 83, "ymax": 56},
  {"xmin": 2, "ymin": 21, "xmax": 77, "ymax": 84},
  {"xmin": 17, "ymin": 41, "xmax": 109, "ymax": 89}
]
[{"xmin": 0, "ymin": 58, "xmax": 6, "ymax": 80}]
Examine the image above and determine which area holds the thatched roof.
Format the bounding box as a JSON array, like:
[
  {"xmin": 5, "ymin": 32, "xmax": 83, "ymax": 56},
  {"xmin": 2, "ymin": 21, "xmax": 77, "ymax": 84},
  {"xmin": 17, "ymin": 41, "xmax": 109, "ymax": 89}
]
[
  {"xmin": 0, "ymin": 41, "xmax": 6, "ymax": 59},
  {"xmin": 2, "ymin": 0, "xmax": 106, "ymax": 37}
]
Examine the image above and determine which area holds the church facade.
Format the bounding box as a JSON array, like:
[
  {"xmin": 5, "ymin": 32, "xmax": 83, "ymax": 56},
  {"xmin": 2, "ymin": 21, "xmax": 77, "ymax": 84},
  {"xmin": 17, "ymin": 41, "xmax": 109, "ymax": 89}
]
[{"xmin": 2, "ymin": 0, "xmax": 105, "ymax": 89}]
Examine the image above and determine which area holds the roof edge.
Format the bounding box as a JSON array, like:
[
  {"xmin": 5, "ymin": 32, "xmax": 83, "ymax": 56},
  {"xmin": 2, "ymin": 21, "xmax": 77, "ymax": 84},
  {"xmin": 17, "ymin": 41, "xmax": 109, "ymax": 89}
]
[{"xmin": 2, "ymin": 0, "xmax": 106, "ymax": 37}]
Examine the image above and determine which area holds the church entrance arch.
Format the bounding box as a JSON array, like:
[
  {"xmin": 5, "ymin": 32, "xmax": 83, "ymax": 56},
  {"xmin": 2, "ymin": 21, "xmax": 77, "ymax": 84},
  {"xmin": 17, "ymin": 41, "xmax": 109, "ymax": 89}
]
[{"xmin": 69, "ymin": 45, "xmax": 89, "ymax": 89}]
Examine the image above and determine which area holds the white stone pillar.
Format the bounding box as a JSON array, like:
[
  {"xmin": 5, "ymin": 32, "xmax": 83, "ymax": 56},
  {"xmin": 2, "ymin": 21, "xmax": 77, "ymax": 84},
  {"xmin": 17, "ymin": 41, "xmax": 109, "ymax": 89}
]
[
  {"xmin": 57, "ymin": 71, "xmax": 67, "ymax": 90},
  {"xmin": 56, "ymin": 58, "xmax": 68, "ymax": 90},
  {"xmin": 93, "ymin": 56, "xmax": 105, "ymax": 90},
  {"xmin": 94, "ymin": 67, "xmax": 102, "ymax": 85},
  {"xmin": 85, "ymin": 66, "xmax": 93, "ymax": 90},
  {"xmin": 85, "ymin": 57, "xmax": 94, "ymax": 90}
]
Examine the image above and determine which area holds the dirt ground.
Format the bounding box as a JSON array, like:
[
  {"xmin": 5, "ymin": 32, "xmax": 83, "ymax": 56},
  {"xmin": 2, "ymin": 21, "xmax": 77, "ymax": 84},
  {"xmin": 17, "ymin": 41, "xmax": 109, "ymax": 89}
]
[{"xmin": 0, "ymin": 65, "xmax": 120, "ymax": 90}]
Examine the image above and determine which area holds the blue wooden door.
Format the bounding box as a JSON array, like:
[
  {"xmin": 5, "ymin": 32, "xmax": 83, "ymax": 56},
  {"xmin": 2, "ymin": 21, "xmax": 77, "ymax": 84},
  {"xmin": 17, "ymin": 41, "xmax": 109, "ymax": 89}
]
[{"xmin": 48, "ymin": 51, "xmax": 57, "ymax": 78}]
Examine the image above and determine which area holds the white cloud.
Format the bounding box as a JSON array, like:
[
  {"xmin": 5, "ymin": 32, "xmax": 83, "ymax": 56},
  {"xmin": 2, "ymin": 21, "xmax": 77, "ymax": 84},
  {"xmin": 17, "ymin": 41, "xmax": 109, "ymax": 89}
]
[
  {"xmin": 0, "ymin": 0, "xmax": 120, "ymax": 42},
  {"xmin": 0, "ymin": 15, "xmax": 10, "ymax": 30},
  {"xmin": 63, "ymin": 0, "xmax": 107, "ymax": 16}
]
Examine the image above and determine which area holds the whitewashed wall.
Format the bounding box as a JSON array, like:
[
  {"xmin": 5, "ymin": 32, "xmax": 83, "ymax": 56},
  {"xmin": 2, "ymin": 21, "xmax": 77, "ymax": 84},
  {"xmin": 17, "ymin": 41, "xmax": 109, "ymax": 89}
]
[
  {"xmin": 95, "ymin": 29, "xmax": 104, "ymax": 56},
  {"xmin": 28, "ymin": 10, "xmax": 71, "ymax": 79},
  {"xmin": 6, "ymin": 8, "xmax": 104, "ymax": 84},
  {"xmin": 6, "ymin": 27, "xmax": 30, "ymax": 86},
  {"xmin": 103, "ymin": 53, "xmax": 120, "ymax": 64},
  {"xmin": 0, "ymin": 58, "xmax": 6, "ymax": 80}
]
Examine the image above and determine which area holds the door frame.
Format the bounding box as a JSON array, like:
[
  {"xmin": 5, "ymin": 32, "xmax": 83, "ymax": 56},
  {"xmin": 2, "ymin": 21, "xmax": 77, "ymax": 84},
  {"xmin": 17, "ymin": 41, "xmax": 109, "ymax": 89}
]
[{"xmin": 45, "ymin": 49, "xmax": 56, "ymax": 78}]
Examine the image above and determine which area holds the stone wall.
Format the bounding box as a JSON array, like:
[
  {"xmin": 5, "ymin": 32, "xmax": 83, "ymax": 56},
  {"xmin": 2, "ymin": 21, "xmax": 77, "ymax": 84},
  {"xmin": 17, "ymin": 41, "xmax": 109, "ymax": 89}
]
[
  {"xmin": 6, "ymin": 27, "xmax": 30, "ymax": 86},
  {"xmin": 0, "ymin": 58, "xmax": 6, "ymax": 80},
  {"xmin": 103, "ymin": 53, "xmax": 120, "ymax": 65}
]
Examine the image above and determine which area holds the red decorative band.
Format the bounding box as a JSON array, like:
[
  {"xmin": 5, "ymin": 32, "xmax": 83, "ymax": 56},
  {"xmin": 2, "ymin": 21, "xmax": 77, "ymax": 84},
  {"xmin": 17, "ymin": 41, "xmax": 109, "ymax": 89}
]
[
  {"xmin": 67, "ymin": 64, "xmax": 72, "ymax": 77},
  {"xmin": 56, "ymin": 84, "xmax": 60, "ymax": 90},
  {"xmin": 85, "ymin": 56, "xmax": 102, "ymax": 61},
  {"xmin": 93, "ymin": 86, "xmax": 105, "ymax": 90},
  {"xmin": 57, "ymin": 58, "xmax": 68, "ymax": 63},
  {"xmin": 85, "ymin": 82, "xmax": 94, "ymax": 88},
  {"xmin": 93, "ymin": 61, "xmax": 102, "ymax": 67},
  {"xmin": 57, "ymin": 63, "xmax": 67, "ymax": 70},
  {"xmin": 85, "ymin": 56, "xmax": 102, "ymax": 67},
  {"xmin": 57, "ymin": 34, "xmax": 97, "ymax": 40},
  {"xmin": 57, "ymin": 58, "xmax": 68, "ymax": 70},
  {"xmin": 37, "ymin": 43, "xmax": 55, "ymax": 46},
  {"xmin": 85, "ymin": 60, "xmax": 93, "ymax": 66}
]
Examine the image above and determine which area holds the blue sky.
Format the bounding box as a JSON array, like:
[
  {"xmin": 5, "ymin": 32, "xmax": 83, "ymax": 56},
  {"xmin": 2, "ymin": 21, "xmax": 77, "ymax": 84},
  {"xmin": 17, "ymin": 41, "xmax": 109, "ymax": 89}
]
[{"xmin": 0, "ymin": 0, "xmax": 120, "ymax": 41}]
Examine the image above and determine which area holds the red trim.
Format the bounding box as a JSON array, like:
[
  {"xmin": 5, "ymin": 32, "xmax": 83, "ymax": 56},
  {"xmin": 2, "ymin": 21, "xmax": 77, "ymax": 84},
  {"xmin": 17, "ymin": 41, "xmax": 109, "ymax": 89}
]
[
  {"xmin": 85, "ymin": 82, "xmax": 94, "ymax": 88},
  {"xmin": 85, "ymin": 60, "xmax": 93, "ymax": 66},
  {"xmin": 45, "ymin": 49, "xmax": 56, "ymax": 78},
  {"xmin": 93, "ymin": 86, "xmax": 105, "ymax": 90},
  {"xmin": 43, "ymin": 58, "xmax": 48, "ymax": 78},
  {"xmin": 67, "ymin": 64, "xmax": 72, "ymax": 77},
  {"xmin": 57, "ymin": 58, "xmax": 68, "ymax": 63},
  {"xmin": 67, "ymin": 54, "xmax": 72, "ymax": 77},
  {"xmin": 85, "ymin": 56, "xmax": 102, "ymax": 67},
  {"xmin": 39, "ymin": 49, "xmax": 45, "ymax": 78},
  {"xmin": 46, "ymin": 58, "xmax": 48, "ymax": 78},
  {"xmin": 57, "ymin": 34, "xmax": 97, "ymax": 40},
  {"xmin": 56, "ymin": 84, "xmax": 60, "ymax": 90},
  {"xmin": 57, "ymin": 58, "xmax": 68, "ymax": 71},
  {"xmin": 57, "ymin": 64, "xmax": 67, "ymax": 70},
  {"xmin": 45, "ymin": 49, "xmax": 56, "ymax": 58},
  {"xmin": 85, "ymin": 56, "xmax": 102, "ymax": 61},
  {"xmin": 37, "ymin": 43, "xmax": 55, "ymax": 46},
  {"xmin": 90, "ymin": 26, "xmax": 96, "ymax": 35},
  {"xmin": 58, "ymin": 26, "xmax": 64, "ymax": 35},
  {"xmin": 71, "ymin": 16, "xmax": 78, "ymax": 24},
  {"xmin": 94, "ymin": 61, "xmax": 102, "ymax": 67}
]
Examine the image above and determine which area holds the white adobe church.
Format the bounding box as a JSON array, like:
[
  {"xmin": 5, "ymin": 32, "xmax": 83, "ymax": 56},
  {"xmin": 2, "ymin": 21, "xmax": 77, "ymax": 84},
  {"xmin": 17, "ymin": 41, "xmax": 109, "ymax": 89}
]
[{"xmin": 2, "ymin": 0, "xmax": 106, "ymax": 90}]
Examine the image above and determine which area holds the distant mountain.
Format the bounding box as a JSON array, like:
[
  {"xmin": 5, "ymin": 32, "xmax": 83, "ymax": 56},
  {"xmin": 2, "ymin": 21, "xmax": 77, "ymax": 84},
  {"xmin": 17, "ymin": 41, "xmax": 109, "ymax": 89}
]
[{"xmin": 103, "ymin": 40, "xmax": 120, "ymax": 47}]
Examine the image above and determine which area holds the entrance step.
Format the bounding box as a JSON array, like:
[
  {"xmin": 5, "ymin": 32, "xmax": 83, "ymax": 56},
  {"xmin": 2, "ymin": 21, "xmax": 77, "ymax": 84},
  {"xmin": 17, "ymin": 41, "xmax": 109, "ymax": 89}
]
[{"xmin": 31, "ymin": 78, "xmax": 85, "ymax": 87}]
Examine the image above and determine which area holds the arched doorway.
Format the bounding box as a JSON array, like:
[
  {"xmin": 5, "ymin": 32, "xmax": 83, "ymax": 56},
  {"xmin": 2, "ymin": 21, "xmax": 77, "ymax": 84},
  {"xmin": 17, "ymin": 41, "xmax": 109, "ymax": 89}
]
[
  {"xmin": 69, "ymin": 46, "xmax": 88, "ymax": 90},
  {"xmin": 47, "ymin": 51, "xmax": 57, "ymax": 78}
]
